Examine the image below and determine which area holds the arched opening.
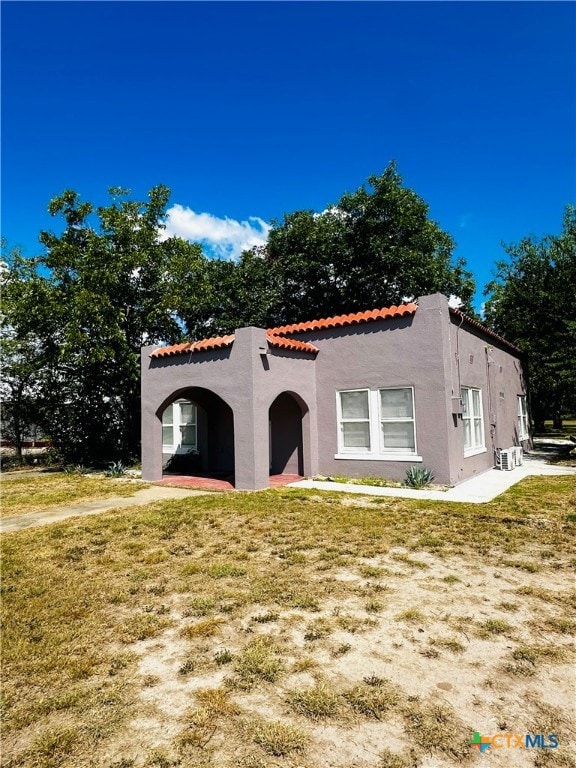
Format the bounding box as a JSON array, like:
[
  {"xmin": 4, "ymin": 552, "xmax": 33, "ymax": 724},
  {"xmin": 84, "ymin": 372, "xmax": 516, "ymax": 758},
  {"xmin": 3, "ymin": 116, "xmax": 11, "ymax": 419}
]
[
  {"xmin": 158, "ymin": 387, "xmax": 235, "ymax": 486},
  {"xmin": 268, "ymin": 392, "xmax": 307, "ymax": 477}
]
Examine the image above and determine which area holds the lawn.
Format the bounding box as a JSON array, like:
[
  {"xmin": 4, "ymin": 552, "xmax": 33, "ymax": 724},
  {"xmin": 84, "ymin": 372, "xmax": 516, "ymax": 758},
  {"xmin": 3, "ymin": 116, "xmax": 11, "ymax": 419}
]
[
  {"xmin": 1, "ymin": 476, "xmax": 575, "ymax": 768},
  {"xmin": 0, "ymin": 473, "xmax": 150, "ymax": 518}
]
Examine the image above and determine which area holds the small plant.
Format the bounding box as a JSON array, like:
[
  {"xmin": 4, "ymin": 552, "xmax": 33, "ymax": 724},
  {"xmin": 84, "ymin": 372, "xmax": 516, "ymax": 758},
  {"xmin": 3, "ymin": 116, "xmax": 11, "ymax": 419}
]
[
  {"xmin": 396, "ymin": 608, "xmax": 425, "ymax": 623},
  {"xmin": 105, "ymin": 460, "xmax": 127, "ymax": 478},
  {"xmin": 287, "ymin": 681, "xmax": 340, "ymax": 720},
  {"xmin": 231, "ymin": 637, "xmax": 284, "ymax": 689},
  {"xmin": 332, "ymin": 642, "xmax": 352, "ymax": 657},
  {"xmin": 178, "ymin": 660, "xmax": 196, "ymax": 676},
  {"xmin": 64, "ymin": 464, "xmax": 87, "ymax": 475},
  {"xmin": 252, "ymin": 720, "xmax": 308, "ymax": 756},
  {"xmin": 478, "ymin": 618, "xmax": 513, "ymax": 637},
  {"xmin": 343, "ymin": 679, "xmax": 399, "ymax": 719},
  {"xmin": 404, "ymin": 465, "xmax": 435, "ymax": 489},
  {"xmin": 214, "ymin": 648, "xmax": 233, "ymax": 665},
  {"xmin": 251, "ymin": 611, "xmax": 279, "ymax": 624}
]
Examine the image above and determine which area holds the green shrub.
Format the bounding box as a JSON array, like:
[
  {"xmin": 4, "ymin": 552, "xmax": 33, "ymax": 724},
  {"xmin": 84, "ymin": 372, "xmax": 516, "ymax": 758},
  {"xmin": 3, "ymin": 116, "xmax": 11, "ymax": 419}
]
[
  {"xmin": 105, "ymin": 461, "xmax": 127, "ymax": 478},
  {"xmin": 404, "ymin": 466, "xmax": 435, "ymax": 489}
]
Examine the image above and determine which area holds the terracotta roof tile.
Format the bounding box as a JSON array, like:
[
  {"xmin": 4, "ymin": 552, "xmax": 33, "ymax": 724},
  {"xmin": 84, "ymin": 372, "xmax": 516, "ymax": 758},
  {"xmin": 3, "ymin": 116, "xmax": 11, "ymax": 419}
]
[
  {"xmin": 449, "ymin": 309, "xmax": 522, "ymax": 353},
  {"xmin": 150, "ymin": 303, "xmax": 418, "ymax": 358},
  {"xmin": 266, "ymin": 333, "xmax": 318, "ymax": 353},
  {"xmin": 150, "ymin": 334, "xmax": 235, "ymax": 358},
  {"xmin": 268, "ymin": 302, "xmax": 417, "ymax": 336}
]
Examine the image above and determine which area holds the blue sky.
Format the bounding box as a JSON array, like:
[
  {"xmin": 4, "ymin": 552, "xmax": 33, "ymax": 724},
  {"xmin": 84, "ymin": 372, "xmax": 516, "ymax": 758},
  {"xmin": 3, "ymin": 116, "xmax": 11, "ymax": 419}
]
[{"xmin": 2, "ymin": 1, "xmax": 574, "ymax": 311}]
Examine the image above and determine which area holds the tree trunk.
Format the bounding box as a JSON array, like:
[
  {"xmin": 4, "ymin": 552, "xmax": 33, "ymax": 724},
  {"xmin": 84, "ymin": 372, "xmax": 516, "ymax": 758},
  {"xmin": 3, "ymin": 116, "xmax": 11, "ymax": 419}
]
[
  {"xmin": 553, "ymin": 415, "xmax": 563, "ymax": 431},
  {"xmin": 533, "ymin": 418, "xmax": 546, "ymax": 434}
]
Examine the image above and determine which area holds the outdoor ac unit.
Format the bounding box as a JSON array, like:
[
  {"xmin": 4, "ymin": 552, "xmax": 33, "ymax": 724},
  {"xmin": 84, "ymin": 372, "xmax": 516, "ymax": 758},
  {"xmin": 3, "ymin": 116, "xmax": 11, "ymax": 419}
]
[
  {"xmin": 497, "ymin": 448, "xmax": 515, "ymax": 471},
  {"xmin": 512, "ymin": 446, "xmax": 523, "ymax": 466}
]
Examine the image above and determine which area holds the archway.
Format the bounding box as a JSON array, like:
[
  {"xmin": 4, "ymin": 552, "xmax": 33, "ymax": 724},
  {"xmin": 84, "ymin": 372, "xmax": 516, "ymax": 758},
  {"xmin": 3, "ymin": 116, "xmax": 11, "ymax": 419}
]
[
  {"xmin": 268, "ymin": 392, "xmax": 306, "ymax": 477},
  {"xmin": 158, "ymin": 387, "xmax": 235, "ymax": 484}
]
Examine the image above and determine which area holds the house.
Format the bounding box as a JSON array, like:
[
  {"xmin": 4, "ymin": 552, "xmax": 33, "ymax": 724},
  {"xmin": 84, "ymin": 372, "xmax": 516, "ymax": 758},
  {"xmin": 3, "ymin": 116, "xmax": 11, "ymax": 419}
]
[{"xmin": 141, "ymin": 293, "xmax": 530, "ymax": 489}]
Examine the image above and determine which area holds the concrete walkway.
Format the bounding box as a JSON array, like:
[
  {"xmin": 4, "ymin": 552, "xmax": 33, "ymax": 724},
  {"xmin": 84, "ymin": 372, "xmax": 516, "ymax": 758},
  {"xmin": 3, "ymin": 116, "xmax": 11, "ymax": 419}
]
[
  {"xmin": 0, "ymin": 485, "xmax": 209, "ymax": 533},
  {"xmin": 288, "ymin": 454, "xmax": 576, "ymax": 504}
]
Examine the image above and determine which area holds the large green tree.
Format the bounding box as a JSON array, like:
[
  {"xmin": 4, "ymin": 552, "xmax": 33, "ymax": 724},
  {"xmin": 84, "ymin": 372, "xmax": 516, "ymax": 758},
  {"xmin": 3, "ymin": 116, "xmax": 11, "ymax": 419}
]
[
  {"xmin": 3, "ymin": 187, "xmax": 209, "ymax": 463},
  {"xmin": 183, "ymin": 163, "xmax": 475, "ymax": 336},
  {"xmin": 484, "ymin": 205, "xmax": 576, "ymax": 432}
]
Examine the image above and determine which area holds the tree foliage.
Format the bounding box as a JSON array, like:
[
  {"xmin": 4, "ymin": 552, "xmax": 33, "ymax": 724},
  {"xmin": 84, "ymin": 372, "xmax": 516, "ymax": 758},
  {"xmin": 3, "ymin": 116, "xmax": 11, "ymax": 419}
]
[
  {"xmin": 2, "ymin": 188, "xmax": 208, "ymax": 463},
  {"xmin": 484, "ymin": 205, "xmax": 576, "ymax": 430},
  {"xmin": 182, "ymin": 163, "xmax": 475, "ymax": 336},
  {"xmin": 4, "ymin": 168, "xmax": 477, "ymax": 464}
]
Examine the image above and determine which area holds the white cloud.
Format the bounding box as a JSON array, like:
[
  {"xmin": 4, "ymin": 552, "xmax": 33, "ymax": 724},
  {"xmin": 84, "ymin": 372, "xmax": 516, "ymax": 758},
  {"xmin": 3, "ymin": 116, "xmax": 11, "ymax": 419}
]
[
  {"xmin": 448, "ymin": 295, "xmax": 464, "ymax": 309},
  {"xmin": 161, "ymin": 204, "xmax": 271, "ymax": 260}
]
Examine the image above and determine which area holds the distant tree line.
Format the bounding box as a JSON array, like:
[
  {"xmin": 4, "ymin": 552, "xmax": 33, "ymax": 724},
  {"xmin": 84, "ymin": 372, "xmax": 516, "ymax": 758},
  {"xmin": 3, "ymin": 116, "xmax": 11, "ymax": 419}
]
[
  {"xmin": 484, "ymin": 205, "xmax": 576, "ymax": 433},
  {"xmin": 2, "ymin": 164, "xmax": 574, "ymax": 464}
]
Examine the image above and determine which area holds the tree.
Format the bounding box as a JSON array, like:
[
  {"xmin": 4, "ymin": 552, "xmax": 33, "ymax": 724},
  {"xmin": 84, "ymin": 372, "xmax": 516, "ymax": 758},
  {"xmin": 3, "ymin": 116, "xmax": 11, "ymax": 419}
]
[
  {"xmin": 183, "ymin": 163, "xmax": 475, "ymax": 336},
  {"xmin": 484, "ymin": 205, "xmax": 576, "ymax": 432},
  {"xmin": 3, "ymin": 187, "xmax": 210, "ymax": 463}
]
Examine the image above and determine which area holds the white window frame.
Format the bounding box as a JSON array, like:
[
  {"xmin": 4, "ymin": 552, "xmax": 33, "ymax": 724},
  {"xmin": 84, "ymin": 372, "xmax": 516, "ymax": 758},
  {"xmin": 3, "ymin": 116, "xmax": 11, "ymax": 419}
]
[
  {"xmin": 517, "ymin": 395, "xmax": 529, "ymax": 440},
  {"xmin": 335, "ymin": 387, "xmax": 422, "ymax": 462},
  {"xmin": 162, "ymin": 400, "xmax": 198, "ymax": 454},
  {"xmin": 461, "ymin": 386, "xmax": 486, "ymax": 457}
]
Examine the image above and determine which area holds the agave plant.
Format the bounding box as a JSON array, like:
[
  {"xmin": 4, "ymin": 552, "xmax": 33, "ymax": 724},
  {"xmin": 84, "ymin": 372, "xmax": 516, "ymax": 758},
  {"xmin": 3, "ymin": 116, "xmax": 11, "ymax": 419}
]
[
  {"xmin": 105, "ymin": 460, "xmax": 127, "ymax": 478},
  {"xmin": 404, "ymin": 465, "xmax": 435, "ymax": 489}
]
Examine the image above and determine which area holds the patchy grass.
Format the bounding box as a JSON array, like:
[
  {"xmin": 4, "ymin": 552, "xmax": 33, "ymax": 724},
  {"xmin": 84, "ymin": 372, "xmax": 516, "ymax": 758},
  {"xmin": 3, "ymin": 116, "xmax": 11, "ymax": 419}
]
[
  {"xmin": 251, "ymin": 719, "xmax": 308, "ymax": 756},
  {"xmin": 0, "ymin": 472, "xmax": 149, "ymax": 517},
  {"xmin": 287, "ymin": 681, "xmax": 341, "ymax": 720},
  {"xmin": 343, "ymin": 678, "xmax": 400, "ymax": 719},
  {"xmin": 1, "ymin": 474, "xmax": 575, "ymax": 767},
  {"xmin": 229, "ymin": 637, "xmax": 285, "ymax": 690}
]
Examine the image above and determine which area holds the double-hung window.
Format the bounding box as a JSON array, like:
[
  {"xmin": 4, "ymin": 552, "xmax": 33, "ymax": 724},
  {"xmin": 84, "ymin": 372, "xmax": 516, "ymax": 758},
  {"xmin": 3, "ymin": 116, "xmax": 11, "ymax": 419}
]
[
  {"xmin": 336, "ymin": 387, "xmax": 420, "ymax": 460},
  {"xmin": 379, "ymin": 388, "xmax": 416, "ymax": 453},
  {"xmin": 338, "ymin": 389, "xmax": 371, "ymax": 452},
  {"xmin": 162, "ymin": 400, "xmax": 197, "ymax": 454},
  {"xmin": 517, "ymin": 395, "xmax": 529, "ymax": 440},
  {"xmin": 461, "ymin": 387, "xmax": 485, "ymax": 456}
]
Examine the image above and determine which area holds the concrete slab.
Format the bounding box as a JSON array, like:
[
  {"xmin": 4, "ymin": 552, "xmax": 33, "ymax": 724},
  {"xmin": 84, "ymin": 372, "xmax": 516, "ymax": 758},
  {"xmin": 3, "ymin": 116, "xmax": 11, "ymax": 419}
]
[
  {"xmin": 287, "ymin": 454, "xmax": 576, "ymax": 504},
  {"xmin": 0, "ymin": 485, "xmax": 209, "ymax": 533}
]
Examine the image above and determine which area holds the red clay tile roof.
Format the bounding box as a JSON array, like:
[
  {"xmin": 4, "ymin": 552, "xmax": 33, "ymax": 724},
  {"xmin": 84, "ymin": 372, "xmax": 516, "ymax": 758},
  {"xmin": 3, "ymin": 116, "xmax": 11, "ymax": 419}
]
[
  {"xmin": 266, "ymin": 333, "xmax": 318, "ymax": 353},
  {"xmin": 449, "ymin": 309, "xmax": 523, "ymax": 354},
  {"xmin": 150, "ymin": 303, "xmax": 417, "ymax": 358},
  {"xmin": 268, "ymin": 302, "xmax": 417, "ymax": 336},
  {"xmin": 150, "ymin": 334, "xmax": 235, "ymax": 358}
]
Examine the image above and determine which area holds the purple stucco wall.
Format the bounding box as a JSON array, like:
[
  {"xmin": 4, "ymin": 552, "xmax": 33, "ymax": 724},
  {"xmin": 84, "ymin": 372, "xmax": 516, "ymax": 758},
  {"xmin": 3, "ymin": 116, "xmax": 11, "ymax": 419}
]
[
  {"xmin": 142, "ymin": 327, "xmax": 317, "ymax": 489},
  {"xmin": 141, "ymin": 293, "xmax": 528, "ymax": 489}
]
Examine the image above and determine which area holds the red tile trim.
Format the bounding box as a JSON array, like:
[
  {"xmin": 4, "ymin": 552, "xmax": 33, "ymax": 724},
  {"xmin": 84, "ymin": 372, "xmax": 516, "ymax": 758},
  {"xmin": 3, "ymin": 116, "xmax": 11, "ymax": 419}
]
[{"xmin": 268, "ymin": 302, "xmax": 417, "ymax": 336}]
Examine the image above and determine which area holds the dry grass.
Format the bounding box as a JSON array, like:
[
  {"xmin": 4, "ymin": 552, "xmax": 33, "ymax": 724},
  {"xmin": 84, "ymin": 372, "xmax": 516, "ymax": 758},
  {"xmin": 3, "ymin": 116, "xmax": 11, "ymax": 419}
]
[
  {"xmin": 0, "ymin": 472, "xmax": 149, "ymax": 517},
  {"xmin": 1, "ymin": 474, "xmax": 575, "ymax": 767}
]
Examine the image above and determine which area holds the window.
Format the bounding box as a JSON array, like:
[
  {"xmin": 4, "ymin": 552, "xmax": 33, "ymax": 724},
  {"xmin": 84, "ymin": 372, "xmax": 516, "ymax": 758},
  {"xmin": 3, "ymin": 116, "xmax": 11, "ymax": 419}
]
[
  {"xmin": 461, "ymin": 387, "xmax": 485, "ymax": 456},
  {"xmin": 517, "ymin": 395, "xmax": 529, "ymax": 440},
  {"xmin": 336, "ymin": 387, "xmax": 420, "ymax": 461},
  {"xmin": 162, "ymin": 400, "xmax": 197, "ymax": 454},
  {"xmin": 380, "ymin": 388, "xmax": 416, "ymax": 453},
  {"xmin": 339, "ymin": 389, "xmax": 371, "ymax": 451}
]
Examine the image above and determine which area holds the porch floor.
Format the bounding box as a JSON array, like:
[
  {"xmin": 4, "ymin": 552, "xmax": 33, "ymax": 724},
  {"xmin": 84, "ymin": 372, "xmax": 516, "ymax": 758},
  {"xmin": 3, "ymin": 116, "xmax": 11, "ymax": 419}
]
[{"xmin": 155, "ymin": 473, "xmax": 303, "ymax": 491}]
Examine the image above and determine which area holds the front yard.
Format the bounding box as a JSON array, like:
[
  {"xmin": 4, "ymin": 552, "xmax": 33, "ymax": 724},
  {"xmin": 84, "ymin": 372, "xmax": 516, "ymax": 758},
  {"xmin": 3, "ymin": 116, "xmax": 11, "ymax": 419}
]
[
  {"xmin": 0, "ymin": 473, "xmax": 149, "ymax": 518},
  {"xmin": 1, "ymin": 475, "xmax": 575, "ymax": 768}
]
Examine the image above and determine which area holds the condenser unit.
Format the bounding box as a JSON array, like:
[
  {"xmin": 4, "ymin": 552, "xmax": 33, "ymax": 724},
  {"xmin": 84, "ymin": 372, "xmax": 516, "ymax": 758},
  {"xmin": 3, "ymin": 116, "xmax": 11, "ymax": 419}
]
[
  {"xmin": 496, "ymin": 448, "xmax": 515, "ymax": 471},
  {"xmin": 512, "ymin": 446, "xmax": 523, "ymax": 466}
]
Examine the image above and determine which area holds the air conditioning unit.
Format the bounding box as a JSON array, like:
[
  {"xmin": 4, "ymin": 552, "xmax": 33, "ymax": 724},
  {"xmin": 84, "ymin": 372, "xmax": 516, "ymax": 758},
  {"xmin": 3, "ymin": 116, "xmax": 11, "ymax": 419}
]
[
  {"xmin": 512, "ymin": 446, "xmax": 523, "ymax": 466},
  {"xmin": 496, "ymin": 448, "xmax": 515, "ymax": 471}
]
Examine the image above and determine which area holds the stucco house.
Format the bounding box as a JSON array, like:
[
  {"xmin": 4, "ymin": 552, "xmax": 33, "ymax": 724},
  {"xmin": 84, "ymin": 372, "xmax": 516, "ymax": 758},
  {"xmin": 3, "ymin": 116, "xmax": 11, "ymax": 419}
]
[{"xmin": 141, "ymin": 293, "xmax": 530, "ymax": 489}]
